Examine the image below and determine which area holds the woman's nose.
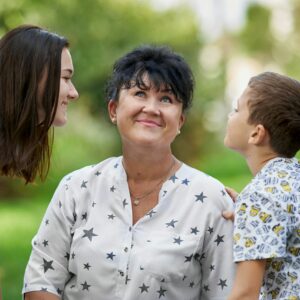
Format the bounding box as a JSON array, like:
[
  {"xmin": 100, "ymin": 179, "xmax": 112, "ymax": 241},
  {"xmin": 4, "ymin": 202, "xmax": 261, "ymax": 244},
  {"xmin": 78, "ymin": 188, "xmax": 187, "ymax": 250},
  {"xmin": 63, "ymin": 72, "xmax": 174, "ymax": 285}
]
[{"xmin": 142, "ymin": 98, "xmax": 160, "ymax": 114}]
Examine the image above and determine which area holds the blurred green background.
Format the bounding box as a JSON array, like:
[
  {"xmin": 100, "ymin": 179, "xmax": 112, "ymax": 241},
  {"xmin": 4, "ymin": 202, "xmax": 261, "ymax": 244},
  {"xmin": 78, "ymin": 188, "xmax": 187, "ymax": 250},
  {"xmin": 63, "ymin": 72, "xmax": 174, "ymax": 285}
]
[{"xmin": 1, "ymin": 0, "xmax": 300, "ymax": 298}]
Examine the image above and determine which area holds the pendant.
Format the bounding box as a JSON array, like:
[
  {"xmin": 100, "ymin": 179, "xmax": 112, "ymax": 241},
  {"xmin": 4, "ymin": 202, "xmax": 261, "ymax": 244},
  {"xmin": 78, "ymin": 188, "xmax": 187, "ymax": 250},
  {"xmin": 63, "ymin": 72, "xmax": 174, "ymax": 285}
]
[{"xmin": 133, "ymin": 199, "xmax": 140, "ymax": 206}]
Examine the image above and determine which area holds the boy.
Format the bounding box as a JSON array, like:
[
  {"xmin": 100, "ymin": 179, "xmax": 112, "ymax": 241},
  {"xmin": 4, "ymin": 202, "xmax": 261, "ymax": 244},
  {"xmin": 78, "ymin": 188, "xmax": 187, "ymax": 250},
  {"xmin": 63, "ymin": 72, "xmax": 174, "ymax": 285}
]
[{"xmin": 224, "ymin": 72, "xmax": 300, "ymax": 299}]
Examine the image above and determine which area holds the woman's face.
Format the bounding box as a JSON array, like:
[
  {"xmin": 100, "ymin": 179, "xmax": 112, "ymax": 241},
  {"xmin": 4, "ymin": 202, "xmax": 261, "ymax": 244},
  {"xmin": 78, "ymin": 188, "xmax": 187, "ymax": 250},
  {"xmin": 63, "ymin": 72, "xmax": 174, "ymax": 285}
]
[
  {"xmin": 52, "ymin": 48, "xmax": 79, "ymax": 126},
  {"xmin": 108, "ymin": 76, "xmax": 185, "ymax": 150}
]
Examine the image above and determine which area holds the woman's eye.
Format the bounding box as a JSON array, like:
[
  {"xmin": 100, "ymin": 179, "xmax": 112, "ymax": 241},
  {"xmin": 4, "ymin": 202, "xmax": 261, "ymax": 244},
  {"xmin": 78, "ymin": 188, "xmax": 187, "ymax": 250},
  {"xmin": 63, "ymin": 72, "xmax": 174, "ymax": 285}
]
[
  {"xmin": 161, "ymin": 96, "xmax": 172, "ymax": 103},
  {"xmin": 135, "ymin": 91, "xmax": 145, "ymax": 97}
]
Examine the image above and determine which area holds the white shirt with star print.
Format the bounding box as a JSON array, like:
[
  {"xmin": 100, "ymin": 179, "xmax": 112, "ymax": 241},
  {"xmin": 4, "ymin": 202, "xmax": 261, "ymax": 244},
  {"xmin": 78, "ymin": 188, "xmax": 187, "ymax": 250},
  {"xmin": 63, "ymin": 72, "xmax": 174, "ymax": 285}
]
[{"xmin": 23, "ymin": 156, "xmax": 235, "ymax": 299}]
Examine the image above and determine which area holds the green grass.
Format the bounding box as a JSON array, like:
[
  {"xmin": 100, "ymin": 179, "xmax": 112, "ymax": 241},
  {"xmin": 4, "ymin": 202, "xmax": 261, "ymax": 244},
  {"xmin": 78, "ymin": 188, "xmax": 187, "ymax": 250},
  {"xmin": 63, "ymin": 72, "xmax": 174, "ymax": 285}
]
[{"xmin": 0, "ymin": 198, "xmax": 48, "ymax": 299}]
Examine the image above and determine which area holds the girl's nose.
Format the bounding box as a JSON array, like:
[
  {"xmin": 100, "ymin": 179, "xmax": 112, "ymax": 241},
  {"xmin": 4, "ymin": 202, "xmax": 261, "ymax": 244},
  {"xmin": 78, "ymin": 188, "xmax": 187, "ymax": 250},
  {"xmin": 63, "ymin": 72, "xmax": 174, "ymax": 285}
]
[{"xmin": 69, "ymin": 83, "xmax": 79, "ymax": 100}]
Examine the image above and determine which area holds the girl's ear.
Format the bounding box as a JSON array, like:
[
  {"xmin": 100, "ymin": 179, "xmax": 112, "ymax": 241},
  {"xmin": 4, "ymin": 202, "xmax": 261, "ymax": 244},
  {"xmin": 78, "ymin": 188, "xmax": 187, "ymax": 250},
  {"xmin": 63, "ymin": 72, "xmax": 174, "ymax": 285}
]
[
  {"xmin": 248, "ymin": 124, "xmax": 268, "ymax": 145},
  {"xmin": 108, "ymin": 100, "xmax": 118, "ymax": 124}
]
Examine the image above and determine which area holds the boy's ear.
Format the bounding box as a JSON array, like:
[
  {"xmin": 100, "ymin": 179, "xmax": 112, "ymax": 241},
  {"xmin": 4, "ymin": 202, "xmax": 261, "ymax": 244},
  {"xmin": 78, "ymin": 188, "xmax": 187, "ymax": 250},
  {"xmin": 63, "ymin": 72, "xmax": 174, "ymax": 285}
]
[{"xmin": 248, "ymin": 124, "xmax": 268, "ymax": 145}]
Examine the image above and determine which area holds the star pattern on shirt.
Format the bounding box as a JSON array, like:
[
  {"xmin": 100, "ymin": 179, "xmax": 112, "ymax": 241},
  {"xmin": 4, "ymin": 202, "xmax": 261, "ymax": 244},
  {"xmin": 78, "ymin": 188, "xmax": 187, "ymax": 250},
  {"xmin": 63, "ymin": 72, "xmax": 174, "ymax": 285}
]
[
  {"xmin": 123, "ymin": 199, "xmax": 128, "ymax": 208},
  {"xmin": 208, "ymin": 226, "xmax": 214, "ymax": 234},
  {"xmin": 106, "ymin": 252, "xmax": 116, "ymax": 260},
  {"xmin": 24, "ymin": 157, "xmax": 236, "ymax": 299},
  {"xmin": 182, "ymin": 178, "xmax": 190, "ymax": 185},
  {"xmin": 108, "ymin": 214, "xmax": 116, "ymax": 220},
  {"xmin": 204, "ymin": 284, "xmax": 210, "ymax": 291},
  {"xmin": 81, "ymin": 180, "xmax": 88, "ymax": 188},
  {"xmin": 64, "ymin": 252, "xmax": 70, "ymax": 261},
  {"xmin": 81, "ymin": 281, "xmax": 91, "ymax": 291},
  {"xmin": 139, "ymin": 283, "xmax": 150, "ymax": 293},
  {"xmin": 157, "ymin": 286, "xmax": 167, "ymax": 298},
  {"xmin": 218, "ymin": 278, "xmax": 227, "ymax": 289},
  {"xmin": 82, "ymin": 228, "xmax": 98, "ymax": 241},
  {"xmin": 84, "ymin": 263, "xmax": 91, "ymax": 270},
  {"xmin": 191, "ymin": 226, "xmax": 199, "ymax": 235},
  {"xmin": 184, "ymin": 254, "xmax": 193, "ymax": 262},
  {"xmin": 42, "ymin": 258, "xmax": 54, "ymax": 273},
  {"xmin": 214, "ymin": 234, "xmax": 225, "ymax": 246},
  {"xmin": 169, "ymin": 175, "xmax": 178, "ymax": 183},
  {"xmin": 82, "ymin": 212, "xmax": 88, "ymax": 220},
  {"xmin": 173, "ymin": 236, "xmax": 183, "ymax": 245},
  {"xmin": 195, "ymin": 192, "xmax": 207, "ymax": 203},
  {"xmin": 147, "ymin": 209, "xmax": 156, "ymax": 218},
  {"xmin": 166, "ymin": 219, "xmax": 178, "ymax": 228}
]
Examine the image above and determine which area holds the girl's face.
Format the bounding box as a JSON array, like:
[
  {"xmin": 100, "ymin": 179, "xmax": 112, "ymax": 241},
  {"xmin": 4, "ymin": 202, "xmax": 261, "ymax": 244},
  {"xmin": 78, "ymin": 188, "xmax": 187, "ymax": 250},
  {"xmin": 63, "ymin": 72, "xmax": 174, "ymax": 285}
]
[{"xmin": 52, "ymin": 48, "xmax": 79, "ymax": 126}]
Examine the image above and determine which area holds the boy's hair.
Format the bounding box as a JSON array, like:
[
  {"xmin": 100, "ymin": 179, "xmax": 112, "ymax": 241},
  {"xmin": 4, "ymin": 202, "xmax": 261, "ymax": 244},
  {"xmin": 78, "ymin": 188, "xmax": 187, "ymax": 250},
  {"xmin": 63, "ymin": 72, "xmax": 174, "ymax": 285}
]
[
  {"xmin": 105, "ymin": 45, "xmax": 194, "ymax": 112},
  {"xmin": 247, "ymin": 71, "xmax": 300, "ymax": 157},
  {"xmin": 0, "ymin": 25, "xmax": 69, "ymax": 183}
]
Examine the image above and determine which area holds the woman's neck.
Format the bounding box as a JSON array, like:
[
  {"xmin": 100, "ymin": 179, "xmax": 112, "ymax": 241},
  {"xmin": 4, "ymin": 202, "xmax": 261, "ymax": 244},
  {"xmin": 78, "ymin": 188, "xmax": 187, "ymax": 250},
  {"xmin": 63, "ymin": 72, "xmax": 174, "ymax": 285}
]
[{"xmin": 122, "ymin": 146, "xmax": 177, "ymax": 182}]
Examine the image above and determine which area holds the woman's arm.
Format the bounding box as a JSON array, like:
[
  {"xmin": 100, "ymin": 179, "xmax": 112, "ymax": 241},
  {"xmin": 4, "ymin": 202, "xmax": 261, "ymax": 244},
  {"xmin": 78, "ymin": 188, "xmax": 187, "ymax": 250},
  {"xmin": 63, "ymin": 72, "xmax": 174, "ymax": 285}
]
[
  {"xmin": 227, "ymin": 260, "xmax": 266, "ymax": 300},
  {"xmin": 24, "ymin": 292, "xmax": 60, "ymax": 300}
]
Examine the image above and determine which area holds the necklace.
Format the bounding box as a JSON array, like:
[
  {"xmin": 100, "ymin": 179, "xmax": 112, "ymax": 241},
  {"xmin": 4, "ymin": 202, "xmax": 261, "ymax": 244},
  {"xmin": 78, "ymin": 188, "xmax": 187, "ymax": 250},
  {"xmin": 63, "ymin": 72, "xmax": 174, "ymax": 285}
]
[{"xmin": 125, "ymin": 158, "xmax": 176, "ymax": 206}]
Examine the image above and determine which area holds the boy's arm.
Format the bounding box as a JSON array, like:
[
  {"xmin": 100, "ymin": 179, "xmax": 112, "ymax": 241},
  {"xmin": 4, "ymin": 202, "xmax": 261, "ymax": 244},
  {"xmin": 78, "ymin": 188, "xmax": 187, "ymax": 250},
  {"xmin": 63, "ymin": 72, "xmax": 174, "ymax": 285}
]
[{"xmin": 228, "ymin": 259, "xmax": 266, "ymax": 300}]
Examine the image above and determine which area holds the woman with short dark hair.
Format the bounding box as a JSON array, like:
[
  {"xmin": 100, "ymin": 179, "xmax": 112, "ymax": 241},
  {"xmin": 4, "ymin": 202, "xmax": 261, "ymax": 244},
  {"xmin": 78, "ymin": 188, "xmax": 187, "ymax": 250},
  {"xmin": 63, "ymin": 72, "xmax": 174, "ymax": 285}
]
[{"xmin": 23, "ymin": 45, "xmax": 234, "ymax": 300}]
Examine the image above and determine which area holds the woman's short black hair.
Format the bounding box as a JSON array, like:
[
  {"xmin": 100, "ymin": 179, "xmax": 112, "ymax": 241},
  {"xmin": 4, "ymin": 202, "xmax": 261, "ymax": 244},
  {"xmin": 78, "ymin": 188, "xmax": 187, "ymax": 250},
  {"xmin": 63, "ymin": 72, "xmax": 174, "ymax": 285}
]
[{"xmin": 105, "ymin": 45, "xmax": 194, "ymax": 112}]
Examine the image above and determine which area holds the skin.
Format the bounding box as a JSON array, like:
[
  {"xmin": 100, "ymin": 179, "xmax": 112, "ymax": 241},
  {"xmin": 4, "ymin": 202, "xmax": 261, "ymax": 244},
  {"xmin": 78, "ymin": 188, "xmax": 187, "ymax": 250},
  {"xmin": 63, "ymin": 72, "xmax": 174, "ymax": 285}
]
[
  {"xmin": 52, "ymin": 47, "xmax": 79, "ymax": 126},
  {"xmin": 224, "ymin": 86, "xmax": 278, "ymax": 300}
]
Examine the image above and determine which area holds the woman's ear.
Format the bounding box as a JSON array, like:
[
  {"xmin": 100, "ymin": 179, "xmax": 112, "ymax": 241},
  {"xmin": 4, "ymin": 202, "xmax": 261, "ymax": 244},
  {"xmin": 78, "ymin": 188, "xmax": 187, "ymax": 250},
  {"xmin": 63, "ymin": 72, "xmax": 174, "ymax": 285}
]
[
  {"xmin": 108, "ymin": 100, "xmax": 118, "ymax": 124},
  {"xmin": 178, "ymin": 113, "xmax": 186, "ymax": 131},
  {"xmin": 248, "ymin": 124, "xmax": 268, "ymax": 145}
]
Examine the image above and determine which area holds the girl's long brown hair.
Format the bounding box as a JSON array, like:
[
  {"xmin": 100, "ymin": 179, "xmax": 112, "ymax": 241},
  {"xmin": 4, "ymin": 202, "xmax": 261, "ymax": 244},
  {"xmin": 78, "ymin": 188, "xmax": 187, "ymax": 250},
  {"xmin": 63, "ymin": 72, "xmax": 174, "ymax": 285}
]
[{"xmin": 0, "ymin": 25, "xmax": 69, "ymax": 183}]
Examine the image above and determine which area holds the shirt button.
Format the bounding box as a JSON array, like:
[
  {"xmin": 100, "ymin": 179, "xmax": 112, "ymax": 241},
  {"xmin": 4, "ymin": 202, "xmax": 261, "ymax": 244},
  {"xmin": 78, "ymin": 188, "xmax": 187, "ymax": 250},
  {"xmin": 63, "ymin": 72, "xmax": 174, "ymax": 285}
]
[
  {"xmin": 120, "ymin": 271, "xmax": 124, "ymax": 276},
  {"xmin": 124, "ymin": 247, "xmax": 128, "ymax": 252}
]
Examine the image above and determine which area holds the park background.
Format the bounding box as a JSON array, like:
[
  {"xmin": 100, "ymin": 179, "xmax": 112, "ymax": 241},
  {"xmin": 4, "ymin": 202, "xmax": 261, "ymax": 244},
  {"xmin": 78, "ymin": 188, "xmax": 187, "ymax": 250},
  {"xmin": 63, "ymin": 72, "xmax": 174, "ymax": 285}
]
[{"xmin": 0, "ymin": 0, "xmax": 300, "ymax": 298}]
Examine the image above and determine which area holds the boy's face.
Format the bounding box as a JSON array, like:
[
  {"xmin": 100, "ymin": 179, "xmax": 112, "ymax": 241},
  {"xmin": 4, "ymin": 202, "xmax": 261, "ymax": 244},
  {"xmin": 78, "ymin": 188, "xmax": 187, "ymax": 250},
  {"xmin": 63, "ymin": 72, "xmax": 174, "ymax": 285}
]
[{"xmin": 224, "ymin": 86, "xmax": 256, "ymax": 154}]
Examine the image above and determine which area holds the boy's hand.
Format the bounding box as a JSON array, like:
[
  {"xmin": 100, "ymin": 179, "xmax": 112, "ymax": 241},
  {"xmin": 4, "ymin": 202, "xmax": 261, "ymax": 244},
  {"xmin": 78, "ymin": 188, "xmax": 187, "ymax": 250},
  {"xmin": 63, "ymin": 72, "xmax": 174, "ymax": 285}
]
[{"xmin": 222, "ymin": 186, "xmax": 239, "ymax": 222}]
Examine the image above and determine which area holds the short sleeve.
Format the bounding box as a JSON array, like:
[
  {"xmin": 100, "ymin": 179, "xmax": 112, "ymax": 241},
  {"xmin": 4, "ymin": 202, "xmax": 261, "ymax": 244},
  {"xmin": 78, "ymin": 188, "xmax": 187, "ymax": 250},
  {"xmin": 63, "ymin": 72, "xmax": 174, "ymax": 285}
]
[
  {"xmin": 23, "ymin": 176, "xmax": 76, "ymax": 296},
  {"xmin": 200, "ymin": 187, "xmax": 235, "ymax": 300},
  {"xmin": 233, "ymin": 188, "xmax": 288, "ymax": 262}
]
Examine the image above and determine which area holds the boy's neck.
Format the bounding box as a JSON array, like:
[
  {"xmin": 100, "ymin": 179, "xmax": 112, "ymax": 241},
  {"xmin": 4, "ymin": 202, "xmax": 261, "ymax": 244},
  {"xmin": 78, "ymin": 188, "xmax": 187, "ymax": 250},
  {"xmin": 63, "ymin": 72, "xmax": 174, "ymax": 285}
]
[{"xmin": 246, "ymin": 150, "xmax": 279, "ymax": 176}]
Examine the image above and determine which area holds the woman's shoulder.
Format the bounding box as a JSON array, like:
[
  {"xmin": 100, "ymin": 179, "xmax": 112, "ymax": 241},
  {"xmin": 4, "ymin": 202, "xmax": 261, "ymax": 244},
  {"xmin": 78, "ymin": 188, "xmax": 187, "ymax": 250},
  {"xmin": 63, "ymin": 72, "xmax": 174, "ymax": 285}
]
[
  {"xmin": 60, "ymin": 156, "xmax": 120, "ymax": 185},
  {"xmin": 180, "ymin": 163, "xmax": 225, "ymax": 188}
]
